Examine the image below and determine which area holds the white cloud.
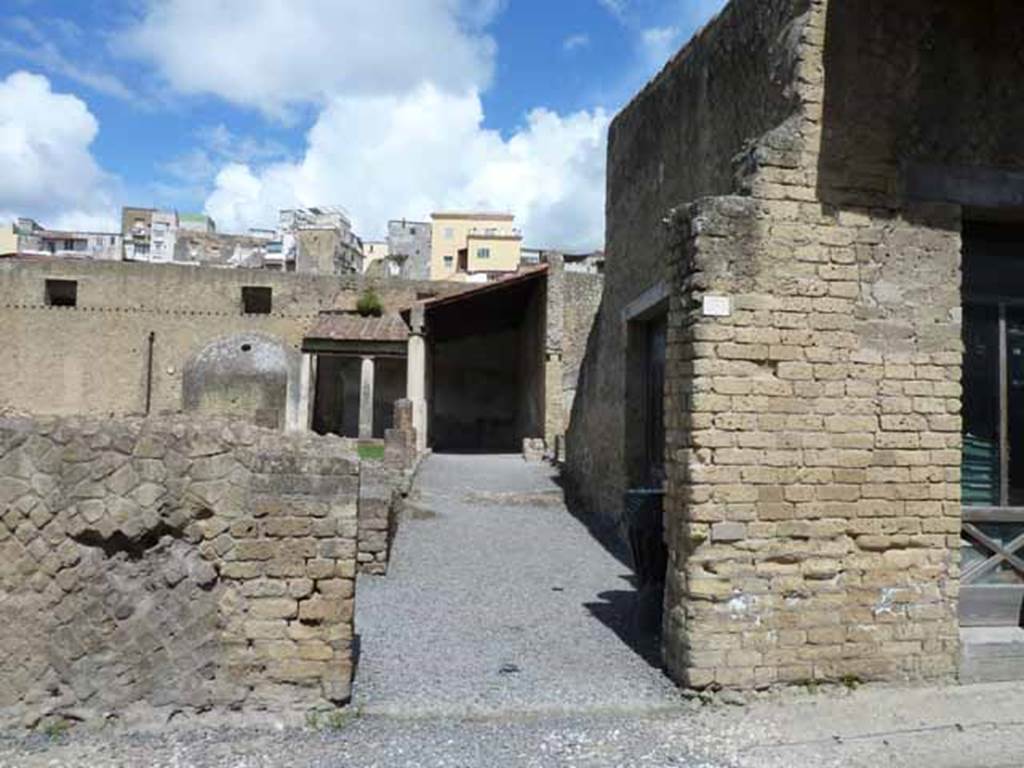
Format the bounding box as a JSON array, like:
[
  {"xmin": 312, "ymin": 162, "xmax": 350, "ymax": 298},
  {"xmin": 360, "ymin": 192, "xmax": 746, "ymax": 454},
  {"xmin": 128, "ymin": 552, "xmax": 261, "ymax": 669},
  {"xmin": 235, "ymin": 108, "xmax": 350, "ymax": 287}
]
[
  {"xmin": 205, "ymin": 85, "xmax": 608, "ymax": 251},
  {"xmin": 640, "ymin": 25, "xmax": 682, "ymax": 70},
  {"xmin": 0, "ymin": 16, "xmax": 134, "ymax": 100},
  {"xmin": 122, "ymin": 1, "xmax": 609, "ymax": 248},
  {"xmin": 0, "ymin": 71, "xmax": 117, "ymax": 230},
  {"xmin": 117, "ymin": 0, "xmax": 498, "ymax": 116},
  {"xmin": 563, "ymin": 33, "xmax": 591, "ymax": 53}
]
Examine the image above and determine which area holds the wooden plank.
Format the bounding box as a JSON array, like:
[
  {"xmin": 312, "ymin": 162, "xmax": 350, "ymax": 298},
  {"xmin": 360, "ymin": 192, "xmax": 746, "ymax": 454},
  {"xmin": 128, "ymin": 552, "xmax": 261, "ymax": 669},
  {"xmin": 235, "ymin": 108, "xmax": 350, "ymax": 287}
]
[
  {"xmin": 963, "ymin": 507, "xmax": 1024, "ymax": 523},
  {"xmin": 961, "ymin": 524, "xmax": 1024, "ymax": 583},
  {"xmin": 960, "ymin": 585, "xmax": 1024, "ymax": 627}
]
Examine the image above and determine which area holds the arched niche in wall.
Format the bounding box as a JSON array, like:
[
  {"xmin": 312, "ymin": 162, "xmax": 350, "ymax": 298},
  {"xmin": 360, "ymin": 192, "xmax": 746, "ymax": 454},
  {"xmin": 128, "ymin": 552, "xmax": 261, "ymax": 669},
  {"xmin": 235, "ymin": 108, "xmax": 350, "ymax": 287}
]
[{"xmin": 182, "ymin": 333, "xmax": 301, "ymax": 430}]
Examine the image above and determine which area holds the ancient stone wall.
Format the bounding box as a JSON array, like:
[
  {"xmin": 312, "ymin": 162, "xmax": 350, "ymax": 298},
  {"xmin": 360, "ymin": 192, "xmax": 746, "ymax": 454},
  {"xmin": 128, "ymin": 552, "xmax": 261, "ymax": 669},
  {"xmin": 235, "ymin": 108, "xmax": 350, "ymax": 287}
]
[
  {"xmin": 574, "ymin": 0, "xmax": 989, "ymax": 690},
  {"xmin": 659, "ymin": 0, "xmax": 964, "ymax": 688},
  {"xmin": 562, "ymin": 271, "xmax": 603, "ymax": 432},
  {"xmin": 566, "ymin": 0, "xmax": 813, "ymax": 530},
  {"xmin": 662, "ymin": 195, "xmax": 961, "ymax": 689},
  {"xmin": 356, "ymin": 400, "xmax": 419, "ymax": 576},
  {"xmin": 818, "ymin": 0, "xmax": 1024, "ymax": 209},
  {"xmin": 0, "ymin": 416, "xmax": 359, "ymax": 728},
  {"xmin": 0, "ymin": 258, "xmax": 464, "ymax": 421}
]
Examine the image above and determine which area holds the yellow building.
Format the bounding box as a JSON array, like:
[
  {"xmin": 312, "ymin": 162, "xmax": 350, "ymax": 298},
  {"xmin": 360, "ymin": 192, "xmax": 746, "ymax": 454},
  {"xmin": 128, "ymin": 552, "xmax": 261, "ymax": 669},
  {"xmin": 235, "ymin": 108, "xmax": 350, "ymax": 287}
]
[
  {"xmin": 429, "ymin": 212, "xmax": 522, "ymax": 280},
  {"xmin": 0, "ymin": 222, "xmax": 16, "ymax": 256}
]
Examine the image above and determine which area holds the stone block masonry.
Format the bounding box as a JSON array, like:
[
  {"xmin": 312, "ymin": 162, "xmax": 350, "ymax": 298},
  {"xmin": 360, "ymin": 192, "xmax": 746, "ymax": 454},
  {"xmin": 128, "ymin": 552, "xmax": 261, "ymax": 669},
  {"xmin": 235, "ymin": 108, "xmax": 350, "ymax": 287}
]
[
  {"xmin": 0, "ymin": 417, "xmax": 359, "ymax": 728},
  {"xmin": 662, "ymin": 195, "xmax": 961, "ymax": 690},
  {"xmin": 570, "ymin": 0, "xmax": 991, "ymax": 692}
]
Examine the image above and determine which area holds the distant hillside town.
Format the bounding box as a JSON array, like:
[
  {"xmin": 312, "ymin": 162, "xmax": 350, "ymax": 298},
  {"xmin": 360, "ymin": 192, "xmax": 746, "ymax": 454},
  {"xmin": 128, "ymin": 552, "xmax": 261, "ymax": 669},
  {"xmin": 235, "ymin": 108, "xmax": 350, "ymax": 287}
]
[{"xmin": 0, "ymin": 206, "xmax": 604, "ymax": 282}]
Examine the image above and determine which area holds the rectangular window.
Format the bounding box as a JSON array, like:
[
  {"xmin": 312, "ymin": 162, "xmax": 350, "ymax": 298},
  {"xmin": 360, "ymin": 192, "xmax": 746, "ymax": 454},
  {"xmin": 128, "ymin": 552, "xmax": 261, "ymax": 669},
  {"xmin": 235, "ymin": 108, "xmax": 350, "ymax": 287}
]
[
  {"xmin": 476, "ymin": 247, "xmax": 491, "ymax": 260},
  {"xmin": 444, "ymin": 227, "xmax": 454, "ymax": 240},
  {"xmin": 963, "ymin": 304, "xmax": 1001, "ymax": 506},
  {"xmin": 242, "ymin": 286, "xmax": 273, "ymax": 314},
  {"xmin": 443, "ymin": 255, "xmax": 454, "ymax": 268},
  {"xmin": 45, "ymin": 279, "xmax": 77, "ymax": 307}
]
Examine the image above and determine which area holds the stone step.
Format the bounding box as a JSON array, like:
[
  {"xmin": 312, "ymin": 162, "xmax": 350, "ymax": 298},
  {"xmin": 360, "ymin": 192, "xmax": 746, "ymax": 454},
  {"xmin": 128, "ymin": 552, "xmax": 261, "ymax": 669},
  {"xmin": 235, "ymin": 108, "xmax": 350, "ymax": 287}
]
[{"xmin": 960, "ymin": 626, "xmax": 1024, "ymax": 683}]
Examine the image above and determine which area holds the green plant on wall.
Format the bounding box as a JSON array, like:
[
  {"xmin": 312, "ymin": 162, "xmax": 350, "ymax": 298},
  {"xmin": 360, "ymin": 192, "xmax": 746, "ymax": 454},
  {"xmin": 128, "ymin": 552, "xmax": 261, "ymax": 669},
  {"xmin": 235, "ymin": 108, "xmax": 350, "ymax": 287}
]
[{"xmin": 356, "ymin": 287, "xmax": 383, "ymax": 317}]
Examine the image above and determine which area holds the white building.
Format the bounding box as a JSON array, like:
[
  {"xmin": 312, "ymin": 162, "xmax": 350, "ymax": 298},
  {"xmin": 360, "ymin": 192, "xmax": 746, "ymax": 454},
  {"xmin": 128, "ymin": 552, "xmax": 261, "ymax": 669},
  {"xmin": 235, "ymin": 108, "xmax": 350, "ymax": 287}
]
[{"xmin": 4, "ymin": 218, "xmax": 122, "ymax": 261}]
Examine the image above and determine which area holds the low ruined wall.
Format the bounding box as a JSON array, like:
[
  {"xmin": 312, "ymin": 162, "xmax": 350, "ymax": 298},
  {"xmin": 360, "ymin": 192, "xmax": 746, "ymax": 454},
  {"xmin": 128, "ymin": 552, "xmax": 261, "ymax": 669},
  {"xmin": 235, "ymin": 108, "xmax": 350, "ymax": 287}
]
[
  {"xmin": 357, "ymin": 400, "xmax": 419, "ymax": 575},
  {"xmin": 0, "ymin": 417, "xmax": 359, "ymax": 728}
]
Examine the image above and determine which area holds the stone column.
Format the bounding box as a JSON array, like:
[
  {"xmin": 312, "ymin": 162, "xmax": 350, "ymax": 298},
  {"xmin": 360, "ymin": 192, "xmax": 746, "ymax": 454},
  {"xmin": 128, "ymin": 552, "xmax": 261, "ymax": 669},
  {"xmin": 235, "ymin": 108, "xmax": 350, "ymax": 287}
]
[
  {"xmin": 406, "ymin": 303, "xmax": 428, "ymax": 453},
  {"xmin": 358, "ymin": 356, "xmax": 375, "ymax": 440}
]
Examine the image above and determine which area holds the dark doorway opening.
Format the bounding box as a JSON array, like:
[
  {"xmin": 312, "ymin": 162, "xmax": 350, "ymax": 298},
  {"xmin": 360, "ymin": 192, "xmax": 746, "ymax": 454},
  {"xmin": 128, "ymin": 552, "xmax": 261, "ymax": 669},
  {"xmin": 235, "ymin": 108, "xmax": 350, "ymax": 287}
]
[
  {"xmin": 425, "ymin": 273, "xmax": 546, "ymax": 453},
  {"xmin": 623, "ymin": 306, "xmax": 669, "ymax": 651},
  {"xmin": 961, "ymin": 220, "xmax": 1024, "ymax": 628},
  {"xmin": 311, "ymin": 355, "xmax": 406, "ymax": 439}
]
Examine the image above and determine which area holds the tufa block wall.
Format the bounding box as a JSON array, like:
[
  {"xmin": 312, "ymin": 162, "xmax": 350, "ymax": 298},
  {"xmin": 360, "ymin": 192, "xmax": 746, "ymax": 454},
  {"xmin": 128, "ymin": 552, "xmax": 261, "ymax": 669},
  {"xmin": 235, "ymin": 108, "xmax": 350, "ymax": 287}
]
[
  {"xmin": 663, "ymin": 196, "xmax": 961, "ymax": 689},
  {"xmin": 0, "ymin": 258, "xmax": 464, "ymax": 421},
  {"xmin": 0, "ymin": 416, "xmax": 359, "ymax": 728},
  {"xmin": 662, "ymin": 0, "xmax": 968, "ymax": 688},
  {"xmin": 577, "ymin": 0, "xmax": 1012, "ymax": 689},
  {"xmin": 566, "ymin": 0, "xmax": 812, "ymax": 531}
]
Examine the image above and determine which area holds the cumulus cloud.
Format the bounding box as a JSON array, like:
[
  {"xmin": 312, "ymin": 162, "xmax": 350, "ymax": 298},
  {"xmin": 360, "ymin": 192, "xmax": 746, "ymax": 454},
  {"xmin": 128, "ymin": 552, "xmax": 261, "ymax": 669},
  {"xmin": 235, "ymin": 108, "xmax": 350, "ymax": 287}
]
[
  {"xmin": 117, "ymin": 0, "xmax": 498, "ymax": 117},
  {"xmin": 205, "ymin": 85, "xmax": 608, "ymax": 251},
  {"xmin": 0, "ymin": 71, "xmax": 117, "ymax": 230},
  {"xmin": 122, "ymin": 0, "xmax": 610, "ymax": 248}
]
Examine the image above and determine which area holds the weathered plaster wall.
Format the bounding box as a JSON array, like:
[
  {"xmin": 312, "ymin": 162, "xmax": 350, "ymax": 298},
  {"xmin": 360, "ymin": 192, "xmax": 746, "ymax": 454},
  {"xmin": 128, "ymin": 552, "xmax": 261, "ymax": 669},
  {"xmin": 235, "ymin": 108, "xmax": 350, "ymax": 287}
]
[
  {"xmin": 567, "ymin": 0, "xmax": 812, "ymax": 529},
  {"xmin": 818, "ymin": 0, "xmax": 1024, "ymax": 209},
  {"xmin": 430, "ymin": 330, "xmax": 520, "ymax": 452},
  {"xmin": 0, "ymin": 416, "xmax": 358, "ymax": 729},
  {"xmin": 0, "ymin": 259, "xmax": 463, "ymax": 423},
  {"xmin": 562, "ymin": 271, "xmax": 604, "ymax": 433},
  {"xmin": 183, "ymin": 334, "xmax": 301, "ymax": 430}
]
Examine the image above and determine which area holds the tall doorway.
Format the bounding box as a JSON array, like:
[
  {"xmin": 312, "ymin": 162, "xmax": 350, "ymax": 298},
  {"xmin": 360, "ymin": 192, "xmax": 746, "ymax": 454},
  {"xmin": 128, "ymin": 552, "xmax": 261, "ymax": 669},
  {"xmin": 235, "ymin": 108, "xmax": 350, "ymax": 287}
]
[{"xmin": 961, "ymin": 221, "xmax": 1024, "ymax": 627}]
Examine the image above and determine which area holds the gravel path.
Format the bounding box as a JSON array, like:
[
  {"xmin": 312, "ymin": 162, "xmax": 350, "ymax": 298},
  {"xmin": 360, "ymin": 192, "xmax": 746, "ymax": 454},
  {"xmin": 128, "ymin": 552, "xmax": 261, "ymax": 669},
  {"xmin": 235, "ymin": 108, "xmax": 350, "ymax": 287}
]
[{"xmin": 352, "ymin": 453, "xmax": 682, "ymax": 718}]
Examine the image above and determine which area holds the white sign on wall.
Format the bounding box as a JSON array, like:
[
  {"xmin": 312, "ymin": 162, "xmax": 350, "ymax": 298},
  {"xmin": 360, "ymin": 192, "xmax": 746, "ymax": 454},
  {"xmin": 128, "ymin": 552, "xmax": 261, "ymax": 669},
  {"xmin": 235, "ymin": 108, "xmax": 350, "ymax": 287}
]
[{"xmin": 702, "ymin": 295, "xmax": 732, "ymax": 317}]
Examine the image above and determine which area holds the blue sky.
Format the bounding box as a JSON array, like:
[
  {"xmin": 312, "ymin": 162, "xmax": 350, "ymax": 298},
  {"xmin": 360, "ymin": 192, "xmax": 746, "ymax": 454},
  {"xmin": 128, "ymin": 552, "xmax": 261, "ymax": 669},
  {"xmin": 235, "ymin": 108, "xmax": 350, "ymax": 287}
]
[{"xmin": 0, "ymin": 0, "xmax": 726, "ymax": 248}]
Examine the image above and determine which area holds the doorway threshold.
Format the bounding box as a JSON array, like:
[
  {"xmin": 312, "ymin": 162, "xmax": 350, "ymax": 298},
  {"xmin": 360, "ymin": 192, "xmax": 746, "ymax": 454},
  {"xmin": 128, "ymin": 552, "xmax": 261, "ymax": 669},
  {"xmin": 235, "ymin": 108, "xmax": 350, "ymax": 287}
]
[{"xmin": 961, "ymin": 626, "xmax": 1024, "ymax": 683}]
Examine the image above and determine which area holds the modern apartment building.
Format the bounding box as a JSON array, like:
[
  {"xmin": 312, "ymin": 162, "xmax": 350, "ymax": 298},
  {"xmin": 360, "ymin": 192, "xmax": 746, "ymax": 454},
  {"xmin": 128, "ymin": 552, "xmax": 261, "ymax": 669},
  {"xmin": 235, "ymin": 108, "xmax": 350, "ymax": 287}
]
[
  {"xmin": 1, "ymin": 218, "xmax": 122, "ymax": 261},
  {"xmin": 387, "ymin": 219, "xmax": 431, "ymax": 280},
  {"xmin": 121, "ymin": 207, "xmax": 178, "ymax": 262},
  {"xmin": 429, "ymin": 212, "xmax": 522, "ymax": 280}
]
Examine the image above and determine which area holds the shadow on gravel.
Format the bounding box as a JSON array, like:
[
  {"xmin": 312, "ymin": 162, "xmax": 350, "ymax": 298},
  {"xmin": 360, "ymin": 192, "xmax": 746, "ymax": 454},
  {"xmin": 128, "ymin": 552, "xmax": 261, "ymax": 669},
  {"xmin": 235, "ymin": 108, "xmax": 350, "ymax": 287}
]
[
  {"xmin": 584, "ymin": 579, "xmax": 664, "ymax": 670},
  {"xmin": 553, "ymin": 473, "xmax": 632, "ymax": 570}
]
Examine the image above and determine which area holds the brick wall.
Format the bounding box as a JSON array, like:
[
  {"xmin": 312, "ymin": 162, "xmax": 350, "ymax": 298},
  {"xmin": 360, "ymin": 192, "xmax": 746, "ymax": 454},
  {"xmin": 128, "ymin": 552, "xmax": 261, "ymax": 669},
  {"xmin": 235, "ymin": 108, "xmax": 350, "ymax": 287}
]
[
  {"xmin": 571, "ymin": 0, "xmax": 1015, "ymax": 690},
  {"xmin": 0, "ymin": 417, "xmax": 359, "ymax": 728},
  {"xmin": 663, "ymin": 196, "xmax": 961, "ymax": 688},
  {"xmin": 660, "ymin": 0, "xmax": 965, "ymax": 688},
  {"xmin": 566, "ymin": 0, "xmax": 812, "ymax": 530}
]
